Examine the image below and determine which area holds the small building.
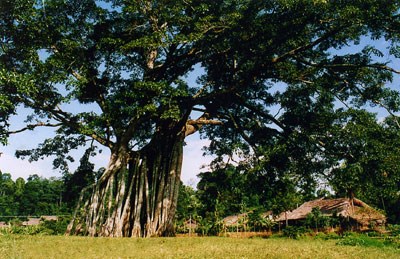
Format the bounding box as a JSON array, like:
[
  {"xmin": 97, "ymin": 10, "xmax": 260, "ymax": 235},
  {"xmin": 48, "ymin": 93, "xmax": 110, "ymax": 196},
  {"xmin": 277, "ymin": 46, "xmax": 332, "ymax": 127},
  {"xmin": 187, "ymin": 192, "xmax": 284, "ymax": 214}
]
[
  {"xmin": 22, "ymin": 216, "xmax": 59, "ymax": 226},
  {"xmin": 222, "ymin": 211, "xmax": 273, "ymax": 230},
  {"xmin": 41, "ymin": 215, "xmax": 58, "ymax": 221},
  {"xmin": 222, "ymin": 213, "xmax": 248, "ymax": 228},
  {"xmin": 183, "ymin": 218, "xmax": 198, "ymax": 232},
  {"xmin": 0, "ymin": 221, "xmax": 9, "ymax": 228},
  {"xmin": 275, "ymin": 198, "xmax": 386, "ymax": 230},
  {"xmin": 22, "ymin": 217, "xmax": 41, "ymax": 226}
]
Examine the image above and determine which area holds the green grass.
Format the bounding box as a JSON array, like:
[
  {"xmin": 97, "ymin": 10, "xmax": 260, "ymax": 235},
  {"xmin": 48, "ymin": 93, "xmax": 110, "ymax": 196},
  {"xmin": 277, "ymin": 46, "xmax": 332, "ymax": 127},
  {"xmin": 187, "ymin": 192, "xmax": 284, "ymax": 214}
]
[{"xmin": 0, "ymin": 235, "xmax": 399, "ymax": 259}]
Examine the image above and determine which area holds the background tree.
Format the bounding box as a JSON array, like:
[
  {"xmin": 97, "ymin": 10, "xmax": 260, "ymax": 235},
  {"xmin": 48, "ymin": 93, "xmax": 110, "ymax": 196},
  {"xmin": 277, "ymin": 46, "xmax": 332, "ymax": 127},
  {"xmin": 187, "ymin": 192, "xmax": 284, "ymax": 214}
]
[
  {"xmin": 327, "ymin": 111, "xmax": 400, "ymax": 223},
  {"xmin": 175, "ymin": 183, "xmax": 199, "ymax": 222},
  {"xmin": 197, "ymin": 165, "xmax": 256, "ymax": 218},
  {"xmin": 62, "ymin": 147, "xmax": 102, "ymax": 210},
  {"xmin": 1, "ymin": 0, "xmax": 400, "ymax": 237},
  {"xmin": 19, "ymin": 174, "xmax": 65, "ymax": 216},
  {"xmin": 0, "ymin": 171, "xmax": 18, "ymax": 219},
  {"xmin": 0, "ymin": 172, "xmax": 69, "ymax": 220}
]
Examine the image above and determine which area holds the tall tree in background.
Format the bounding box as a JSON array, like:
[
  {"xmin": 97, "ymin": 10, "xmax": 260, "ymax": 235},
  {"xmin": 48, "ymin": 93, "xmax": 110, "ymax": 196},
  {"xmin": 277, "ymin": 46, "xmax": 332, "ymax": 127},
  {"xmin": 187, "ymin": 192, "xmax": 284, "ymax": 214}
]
[
  {"xmin": 0, "ymin": 171, "xmax": 18, "ymax": 218},
  {"xmin": 0, "ymin": 172, "xmax": 66, "ymax": 218},
  {"xmin": 327, "ymin": 110, "xmax": 400, "ymax": 222},
  {"xmin": 1, "ymin": 1, "xmax": 400, "ymax": 237},
  {"xmin": 62, "ymin": 147, "xmax": 101, "ymax": 210}
]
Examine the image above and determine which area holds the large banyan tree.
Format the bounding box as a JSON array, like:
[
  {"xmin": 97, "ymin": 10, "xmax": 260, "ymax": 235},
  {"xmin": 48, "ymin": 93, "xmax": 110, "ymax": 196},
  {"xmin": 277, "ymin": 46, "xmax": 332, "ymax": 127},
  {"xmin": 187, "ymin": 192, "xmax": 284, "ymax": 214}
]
[{"xmin": 1, "ymin": 0, "xmax": 400, "ymax": 237}]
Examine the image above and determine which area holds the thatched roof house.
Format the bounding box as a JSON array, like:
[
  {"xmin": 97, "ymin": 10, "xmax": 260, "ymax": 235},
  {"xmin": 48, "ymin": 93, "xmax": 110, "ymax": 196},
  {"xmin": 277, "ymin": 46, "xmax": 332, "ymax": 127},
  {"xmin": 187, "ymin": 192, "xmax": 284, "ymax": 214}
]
[
  {"xmin": 22, "ymin": 217, "xmax": 41, "ymax": 226},
  {"xmin": 222, "ymin": 213, "xmax": 248, "ymax": 227},
  {"xmin": 222, "ymin": 211, "xmax": 273, "ymax": 227},
  {"xmin": 41, "ymin": 215, "xmax": 58, "ymax": 221},
  {"xmin": 276, "ymin": 198, "xmax": 386, "ymax": 229},
  {"xmin": 183, "ymin": 218, "xmax": 198, "ymax": 230},
  {"xmin": 22, "ymin": 216, "xmax": 59, "ymax": 226},
  {"xmin": 0, "ymin": 221, "xmax": 9, "ymax": 228}
]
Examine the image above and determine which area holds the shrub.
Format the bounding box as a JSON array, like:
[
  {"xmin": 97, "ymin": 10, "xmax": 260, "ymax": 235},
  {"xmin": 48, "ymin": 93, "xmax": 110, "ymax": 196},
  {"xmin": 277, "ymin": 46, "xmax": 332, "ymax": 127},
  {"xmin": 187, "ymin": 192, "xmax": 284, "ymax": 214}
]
[
  {"xmin": 282, "ymin": 226, "xmax": 310, "ymax": 239},
  {"xmin": 8, "ymin": 225, "xmax": 49, "ymax": 235},
  {"xmin": 387, "ymin": 224, "xmax": 400, "ymax": 237},
  {"xmin": 40, "ymin": 216, "xmax": 71, "ymax": 235},
  {"xmin": 0, "ymin": 216, "xmax": 71, "ymax": 236},
  {"xmin": 336, "ymin": 233, "xmax": 399, "ymax": 249},
  {"xmin": 314, "ymin": 232, "xmax": 340, "ymax": 240}
]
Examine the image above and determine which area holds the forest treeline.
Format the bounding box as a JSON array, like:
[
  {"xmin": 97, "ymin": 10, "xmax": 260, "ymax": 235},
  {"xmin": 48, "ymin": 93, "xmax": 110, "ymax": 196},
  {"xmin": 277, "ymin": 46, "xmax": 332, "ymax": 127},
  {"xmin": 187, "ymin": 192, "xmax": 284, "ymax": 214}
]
[
  {"xmin": 1, "ymin": 155, "xmax": 399, "ymax": 229},
  {"xmin": 0, "ymin": 172, "xmax": 66, "ymax": 219},
  {"xmin": 0, "ymin": 161, "xmax": 100, "ymax": 220}
]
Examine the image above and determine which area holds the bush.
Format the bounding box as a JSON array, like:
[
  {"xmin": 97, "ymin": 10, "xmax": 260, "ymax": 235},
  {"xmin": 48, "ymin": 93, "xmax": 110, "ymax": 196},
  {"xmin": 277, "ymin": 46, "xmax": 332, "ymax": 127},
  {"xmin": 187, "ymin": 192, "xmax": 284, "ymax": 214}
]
[
  {"xmin": 40, "ymin": 216, "xmax": 71, "ymax": 235},
  {"xmin": 0, "ymin": 216, "xmax": 71, "ymax": 236},
  {"xmin": 337, "ymin": 236, "xmax": 367, "ymax": 247},
  {"xmin": 337, "ymin": 233, "xmax": 399, "ymax": 249},
  {"xmin": 387, "ymin": 224, "xmax": 400, "ymax": 237},
  {"xmin": 282, "ymin": 226, "xmax": 310, "ymax": 239},
  {"xmin": 314, "ymin": 232, "xmax": 340, "ymax": 240},
  {"xmin": 9, "ymin": 225, "xmax": 49, "ymax": 235}
]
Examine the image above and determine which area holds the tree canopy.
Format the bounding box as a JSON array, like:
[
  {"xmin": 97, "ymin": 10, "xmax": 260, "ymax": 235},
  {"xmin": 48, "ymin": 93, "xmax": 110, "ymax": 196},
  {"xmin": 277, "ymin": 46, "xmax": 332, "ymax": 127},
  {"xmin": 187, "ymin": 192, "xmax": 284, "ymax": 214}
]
[
  {"xmin": 0, "ymin": 171, "xmax": 67, "ymax": 220},
  {"xmin": 1, "ymin": 0, "xmax": 400, "ymax": 237}
]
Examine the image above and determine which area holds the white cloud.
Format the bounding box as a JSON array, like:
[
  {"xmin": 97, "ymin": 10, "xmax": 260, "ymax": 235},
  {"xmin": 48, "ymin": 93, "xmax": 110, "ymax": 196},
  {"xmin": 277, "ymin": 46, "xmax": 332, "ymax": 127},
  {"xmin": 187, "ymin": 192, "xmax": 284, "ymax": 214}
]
[{"xmin": 0, "ymin": 152, "xmax": 58, "ymax": 180}]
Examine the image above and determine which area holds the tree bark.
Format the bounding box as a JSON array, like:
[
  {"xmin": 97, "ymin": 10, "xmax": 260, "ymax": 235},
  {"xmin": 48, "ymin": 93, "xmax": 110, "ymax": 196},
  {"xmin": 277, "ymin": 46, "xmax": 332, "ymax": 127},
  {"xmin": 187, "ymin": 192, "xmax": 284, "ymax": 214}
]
[{"xmin": 66, "ymin": 132, "xmax": 184, "ymax": 237}]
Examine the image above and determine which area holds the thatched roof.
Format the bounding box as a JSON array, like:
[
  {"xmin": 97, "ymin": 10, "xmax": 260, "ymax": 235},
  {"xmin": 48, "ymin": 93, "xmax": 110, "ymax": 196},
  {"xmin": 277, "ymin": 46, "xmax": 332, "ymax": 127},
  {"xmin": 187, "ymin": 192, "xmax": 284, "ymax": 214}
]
[
  {"xmin": 222, "ymin": 213, "xmax": 247, "ymax": 226},
  {"xmin": 222, "ymin": 211, "xmax": 273, "ymax": 227},
  {"xmin": 22, "ymin": 217, "xmax": 41, "ymax": 226},
  {"xmin": 183, "ymin": 219, "xmax": 198, "ymax": 229},
  {"xmin": 0, "ymin": 221, "xmax": 9, "ymax": 228},
  {"xmin": 41, "ymin": 215, "xmax": 58, "ymax": 221},
  {"xmin": 276, "ymin": 198, "xmax": 386, "ymax": 226}
]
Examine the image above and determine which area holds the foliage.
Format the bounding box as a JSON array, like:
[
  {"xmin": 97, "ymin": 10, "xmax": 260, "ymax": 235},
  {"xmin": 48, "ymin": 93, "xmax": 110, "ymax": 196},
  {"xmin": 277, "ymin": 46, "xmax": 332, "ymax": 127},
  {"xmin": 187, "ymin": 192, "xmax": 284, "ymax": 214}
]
[
  {"xmin": 305, "ymin": 207, "xmax": 338, "ymax": 230},
  {"xmin": 175, "ymin": 183, "xmax": 200, "ymax": 223},
  {"xmin": 336, "ymin": 233, "xmax": 400, "ymax": 249},
  {"xmin": 327, "ymin": 112, "xmax": 400, "ymax": 223},
  {"xmin": 62, "ymin": 150, "xmax": 101, "ymax": 210},
  {"xmin": 0, "ymin": 216, "xmax": 71, "ymax": 236},
  {"xmin": 247, "ymin": 209, "xmax": 275, "ymax": 232},
  {"xmin": 0, "ymin": 172, "xmax": 69, "ymax": 219},
  {"xmin": 197, "ymin": 165, "xmax": 260, "ymax": 218},
  {"xmin": 387, "ymin": 224, "xmax": 400, "ymax": 236},
  {"xmin": 0, "ymin": 172, "xmax": 19, "ymax": 218},
  {"xmin": 40, "ymin": 216, "xmax": 72, "ymax": 235},
  {"xmin": 282, "ymin": 226, "xmax": 310, "ymax": 239}
]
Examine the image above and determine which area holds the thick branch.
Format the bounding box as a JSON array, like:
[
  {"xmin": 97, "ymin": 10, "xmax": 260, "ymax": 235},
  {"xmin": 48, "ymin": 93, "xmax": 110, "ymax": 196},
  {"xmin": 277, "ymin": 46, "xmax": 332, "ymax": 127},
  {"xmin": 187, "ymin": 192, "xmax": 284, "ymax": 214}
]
[
  {"xmin": 228, "ymin": 113, "xmax": 259, "ymax": 154},
  {"xmin": 234, "ymin": 93, "xmax": 287, "ymax": 134},
  {"xmin": 295, "ymin": 55, "xmax": 400, "ymax": 75},
  {"xmin": 26, "ymin": 99, "xmax": 114, "ymax": 149},
  {"xmin": 328, "ymin": 63, "xmax": 400, "ymax": 75},
  {"xmin": 185, "ymin": 113, "xmax": 223, "ymax": 137},
  {"xmin": 186, "ymin": 119, "xmax": 223, "ymax": 126},
  {"xmin": 272, "ymin": 25, "xmax": 347, "ymax": 64},
  {"xmin": 8, "ymin": 122, "xmax": 62, "ymax": 135},
  {"xmin": 371, "ymin": 100, "xmax": 400, "ymax": 129}
]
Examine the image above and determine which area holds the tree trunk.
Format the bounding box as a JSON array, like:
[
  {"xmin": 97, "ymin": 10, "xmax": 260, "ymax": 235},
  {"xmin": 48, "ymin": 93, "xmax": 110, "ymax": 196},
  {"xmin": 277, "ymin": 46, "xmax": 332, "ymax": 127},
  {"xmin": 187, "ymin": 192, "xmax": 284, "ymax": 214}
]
[{"xmin": 66, "ymin": 133, "xmax": 184, "ymax": 237}]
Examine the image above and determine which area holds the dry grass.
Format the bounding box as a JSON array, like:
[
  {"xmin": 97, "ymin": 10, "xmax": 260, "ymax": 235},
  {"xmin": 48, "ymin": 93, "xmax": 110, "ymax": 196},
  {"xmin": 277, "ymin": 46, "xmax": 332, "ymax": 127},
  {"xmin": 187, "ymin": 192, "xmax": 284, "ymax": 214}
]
[{"xmin": 0, "ymin": 235, "xmax": 399, "ymax": 259}]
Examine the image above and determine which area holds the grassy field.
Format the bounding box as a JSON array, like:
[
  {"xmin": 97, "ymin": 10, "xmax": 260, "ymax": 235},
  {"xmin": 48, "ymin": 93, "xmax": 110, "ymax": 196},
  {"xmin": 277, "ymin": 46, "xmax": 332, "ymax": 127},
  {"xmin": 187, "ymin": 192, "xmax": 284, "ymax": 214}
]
[{"xmin": 0, "ymin": 235, "xmax": 399, "ymax": 259}]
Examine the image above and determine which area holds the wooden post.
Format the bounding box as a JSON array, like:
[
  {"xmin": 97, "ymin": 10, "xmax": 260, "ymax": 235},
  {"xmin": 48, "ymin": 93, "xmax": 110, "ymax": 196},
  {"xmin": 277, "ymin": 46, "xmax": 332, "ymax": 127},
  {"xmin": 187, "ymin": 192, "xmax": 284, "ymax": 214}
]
[{"xmin": 189, "ymin": 214, "xmax": 191, "ymax": 237}]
